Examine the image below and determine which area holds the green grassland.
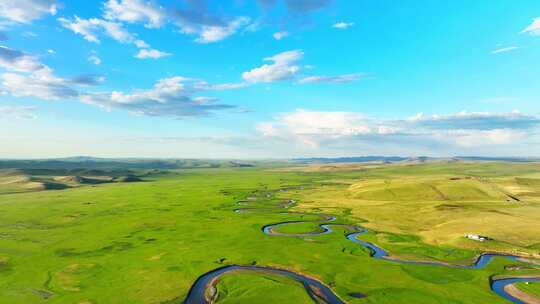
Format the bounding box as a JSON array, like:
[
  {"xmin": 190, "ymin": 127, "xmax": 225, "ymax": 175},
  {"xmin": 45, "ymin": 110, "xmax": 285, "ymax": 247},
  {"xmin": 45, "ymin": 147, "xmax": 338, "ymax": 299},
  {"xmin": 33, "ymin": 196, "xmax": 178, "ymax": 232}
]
[
  {"xmin": 515, "ymin": 282, "xmax": 540, "ymax": 299},
  {"xmin": 0, "ymin": 161, "xmax": 539, "ymax": 303},
  {"xmin": 215, "ymin": 272, "xmax": 314, "ymax": 304}
]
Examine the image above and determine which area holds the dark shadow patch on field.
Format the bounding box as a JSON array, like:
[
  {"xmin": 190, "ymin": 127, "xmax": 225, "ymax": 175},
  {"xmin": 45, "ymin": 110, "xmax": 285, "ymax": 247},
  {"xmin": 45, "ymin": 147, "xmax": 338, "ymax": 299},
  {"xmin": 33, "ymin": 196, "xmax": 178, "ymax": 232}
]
[
  {"xmin": 435, "ymin": 204, "xmax": 469, "ymax": 211},
  {"xmin": 167, "ymin": 266, "xmax": 182, "ymax": 272},
  {"xmin": 487, "ymin": 209, "xmax": 515, "ymax": 216},
  {"xmin": 349, "ymin": 292, "xmax": 367, "ymax": 299},
  {"xmin": 55, "ymin": 241, "xmax": 134, "ymax": 257}
]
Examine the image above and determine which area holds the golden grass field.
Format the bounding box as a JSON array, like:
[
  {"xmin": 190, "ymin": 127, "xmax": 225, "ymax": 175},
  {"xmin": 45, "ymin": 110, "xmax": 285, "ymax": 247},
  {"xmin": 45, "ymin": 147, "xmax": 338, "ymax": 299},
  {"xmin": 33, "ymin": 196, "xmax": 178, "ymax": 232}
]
[{"xmin": 286, "ymin": 161, "xmax": 540, "ymax": 257}]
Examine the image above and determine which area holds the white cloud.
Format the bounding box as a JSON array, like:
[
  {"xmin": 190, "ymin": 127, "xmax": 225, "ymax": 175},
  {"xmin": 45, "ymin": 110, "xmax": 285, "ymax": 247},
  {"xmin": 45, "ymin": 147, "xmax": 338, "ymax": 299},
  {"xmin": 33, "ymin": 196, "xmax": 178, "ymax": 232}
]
[
  {"xmin": 298, "ymin": 73, "xmax": 363, "ymax": 84},
  {"xmin": 447, "ymin": 129, "xmax": 524, "ymax": 147},
  {"xmin": 0, "ymin": 46, "xmax": 104, "ymax": 100},
  {"xmin": 521, "ymin": 17, "xmax": 540, "ymax": 36},
  {"xmin": 410, "ymin": 110, "xmax": 540, "ymax": 130},
  {"xmin": 279, "ymin": 110, "xmax": 372, "ymax": 136},
  {"xmin": 491, "ymin": 46, "xmax": 519, "ymax": 54},
  {"xmin": 1, "ymin": 67, "xmax": 78, "ymax": 100},
  {"xmin": 242, "ymin": 50, "xmax": 359, "ymax": 84},
  {"xmin": 62, "ymin": 1, "xmax": 251, "ymax": 47},
  {"xmin": 257, "ymin": 109, "xmax": 540, "ymax": 150},
  {"xmin": 80, "ymin": 76, "xmax": 236, "ymax": 118},
  {"xmin": 58, "ymin": 17, "xmax": 106, "ymax": 43},
  {"xmin": 0, "ymin": 0, "xmax": 57, "ymax": 23},
  {"xmin": 104, "ymin": 0, "xmax": 165, "ymax": 28},
  {"xmin": 1, "ymin": 46, "xmax": 243, "ymax": 120},
  {"xmin": 58, "ymin": 16, "xmax": 142, "ymax": 44},
  {"xmin": 134, "ymin": 39, "xmax": 149, "ymax": 48},
  {"xmin": 88, "ymin": 54, "xmax": 102, "ymax": 65},
  {"xmin": 171, "ymin": 4, "xmax": 251, "ymax": 44},
  {"xmin": 195, "ymin": 17, "xmax": 250, "ymax": 43},
  {"xmin": 47, "ymin": 49, "xmax": 55, "ymax": 54},
  {"xmin": 273, "ymin": 31, "xmax": 289, "ymax": 40},
  {"xmin": 58, "ymin": 16, "xmax": 170, "ymax": 59},
  {"xmin": 333, "ymin": 21, "xmax": 354, "ymax": 29},
  {"xmin": 242, "ymin": 50, "xmax": 303, "ymax": 83},
  {"xmin": 0, "ymin": 105, "xmax": 37, "ymax": 119},
  {"xmin": 0, "ymin": 46, "xmax": 44, "ymax": 72},
  {"xmin": 135, "ymin": 48, "xmax": 170, "ymax": 59}
]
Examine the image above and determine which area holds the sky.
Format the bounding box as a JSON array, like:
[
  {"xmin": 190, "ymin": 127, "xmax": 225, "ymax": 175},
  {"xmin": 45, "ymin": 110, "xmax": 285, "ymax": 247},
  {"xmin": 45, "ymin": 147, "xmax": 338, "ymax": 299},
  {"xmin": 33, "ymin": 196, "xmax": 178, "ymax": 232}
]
[{"xmin": 0, "ymin": 0, "xmax": 540, "ymax": 159}]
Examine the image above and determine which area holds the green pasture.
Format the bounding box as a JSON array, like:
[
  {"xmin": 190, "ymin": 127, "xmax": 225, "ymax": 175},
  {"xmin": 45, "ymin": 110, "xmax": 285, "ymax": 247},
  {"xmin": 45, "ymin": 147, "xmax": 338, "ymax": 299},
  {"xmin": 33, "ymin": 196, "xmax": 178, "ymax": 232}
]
[{"xmin": 0, "ymin": 162, "xmax": 539, "ymax": 303}]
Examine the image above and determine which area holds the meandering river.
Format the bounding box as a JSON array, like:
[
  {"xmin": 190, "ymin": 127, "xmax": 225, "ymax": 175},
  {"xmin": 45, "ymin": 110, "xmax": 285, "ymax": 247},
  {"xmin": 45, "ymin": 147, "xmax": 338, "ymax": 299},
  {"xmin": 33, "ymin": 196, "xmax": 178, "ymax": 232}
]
[{"xmin": 184, "ymin": 190, "xmax": 540, "ymax": 304}]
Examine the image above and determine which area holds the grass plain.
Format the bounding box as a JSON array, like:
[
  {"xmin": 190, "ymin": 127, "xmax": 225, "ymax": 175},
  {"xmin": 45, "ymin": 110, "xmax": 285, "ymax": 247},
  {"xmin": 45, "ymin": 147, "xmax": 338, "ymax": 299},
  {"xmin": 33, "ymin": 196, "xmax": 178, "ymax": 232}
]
[
  {"xmin": 0, "ymin": 161, "xmax": 539, "ymax": 303},
  {"xmin": 515, "ymin": 282, "xmax": 540, "ymax": 300}
]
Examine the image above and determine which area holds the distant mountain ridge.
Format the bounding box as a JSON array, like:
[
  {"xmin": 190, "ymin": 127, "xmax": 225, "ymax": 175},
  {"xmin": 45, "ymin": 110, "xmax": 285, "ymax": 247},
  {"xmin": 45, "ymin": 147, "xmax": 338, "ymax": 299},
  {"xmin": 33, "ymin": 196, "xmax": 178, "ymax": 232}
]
[
  {"xmin": 295, "ymin": 156, "xmax": 539, "ymax": 163},
  {"xmin": 0, "ymin": 156, "xmax": 538, "ymax": 170}
]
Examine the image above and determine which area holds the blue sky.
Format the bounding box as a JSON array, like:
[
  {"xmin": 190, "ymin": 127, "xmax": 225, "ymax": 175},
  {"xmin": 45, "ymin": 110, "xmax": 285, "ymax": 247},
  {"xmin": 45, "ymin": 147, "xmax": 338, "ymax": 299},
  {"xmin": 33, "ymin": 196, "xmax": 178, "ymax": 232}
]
[{"xmin": 1, "ymin": 0, "xmax": 540, "ymax": 158}]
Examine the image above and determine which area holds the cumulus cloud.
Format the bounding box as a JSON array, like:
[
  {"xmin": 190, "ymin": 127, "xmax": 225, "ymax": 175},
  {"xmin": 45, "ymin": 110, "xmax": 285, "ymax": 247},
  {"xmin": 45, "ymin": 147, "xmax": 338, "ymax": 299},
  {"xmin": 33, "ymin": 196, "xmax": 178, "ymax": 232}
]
[
  {"xmin": 166, "ymin": 0, "xmax": 254, "ymax": 43},
  {"xmin": 0, "ymin": 46, "xmax": 241, "ymax": 119},
  {"xmin": 522, "ymin": 17, "xmax": 540, "ymax": 36},
  {"xmin": 171, "ymin": 8, "xmax": 250, "ymax": 44},
  {"xmin": 0, "ymin": 46, "xmax": 44, "ymax": 72},
  {"xmin": 491, "ymin": 46, "xmax": 519, "ymax": 54},
  {"xmin": 0, "ymin": 0, "xmax": 57, "ymax": 23},
  {"xmin": 59, "ymin": 1, "xmax": 252, "ymax": 50},
  {"xmin": 59, "ymin": 16, "xmax": 139, "ymax": 44},
  {"xmin": 257, "ymin": 109, "xmax": 540, "ymax": 150},
  {"xmin": 242, "ymin": 50, "xmax": 360, "ymax": 85},
  {"xmin": 0, "ymin": 46, "xmax": 102, "ymax": 100},
  {"xmin": 273, "ymin": 31, "xmax": 289, "ymax": 40},
  {"xmin": 1, "ymin": 67, "xmax": 78, "ymax": 100},
  {"xmin": 135, "ymin": 48, "xmax": 170, "ymax": 59},
  {"xmin": 58, "ymin": 16, "xmax": 168, "ymax": 59},
  {"xmin": 298, "ymin": 73, "xmax": 362, "ymax": 84},
  {"xmin": 333, "ymin": 21, "xmax": 354, "ymax": 29},
  {"xmin": 258, "ymin": 110, "xmax": 391, "ymax": 142},
  {"xmin": 197, "ymin": 17, "xmax": 250, "ymax": 43},
  {"xmin": 103, "ymin": 0, "xmax": 165, "ymax": 28},
  {"xmin": 0, "ymin": 105, "xmax": 37, "ymax": 119},
  {"xmin": 443, "ymin": 129, "xmax": 526, "ymax": 148},
  {"xmin": 409, "ymin": 111, "xmax": 540, "ymax": 130},
  {"xmin": 80, "ymin": 76, "xmax": 239, "ymax": 118},
  {"xmin": 242, "ymin": 50, "xmax": 303, "ymax": 83}
]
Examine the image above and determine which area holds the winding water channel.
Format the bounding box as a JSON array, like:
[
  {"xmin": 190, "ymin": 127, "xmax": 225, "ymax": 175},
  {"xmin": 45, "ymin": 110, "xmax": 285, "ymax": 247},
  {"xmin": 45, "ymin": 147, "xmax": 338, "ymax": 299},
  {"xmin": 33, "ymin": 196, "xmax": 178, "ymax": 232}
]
[{"xmin": 184, "ymin": 190, "xmax": 540, "ymax": 304}]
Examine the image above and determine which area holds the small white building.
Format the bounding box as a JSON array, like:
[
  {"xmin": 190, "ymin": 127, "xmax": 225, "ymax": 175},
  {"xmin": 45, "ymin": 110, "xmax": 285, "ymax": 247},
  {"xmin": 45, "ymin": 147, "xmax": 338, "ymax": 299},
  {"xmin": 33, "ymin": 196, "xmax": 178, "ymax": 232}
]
[{"xmin": 466, "ymin": 234, "xmax": 490, "ymax": 242}]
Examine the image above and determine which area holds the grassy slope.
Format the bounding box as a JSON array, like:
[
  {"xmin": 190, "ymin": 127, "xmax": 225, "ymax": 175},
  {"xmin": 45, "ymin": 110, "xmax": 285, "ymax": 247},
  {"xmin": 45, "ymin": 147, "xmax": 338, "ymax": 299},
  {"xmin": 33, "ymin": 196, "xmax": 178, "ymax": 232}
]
[
  {"xmin": 0, "ymin": 169, "xmax": 146, "ymax": 195},
  {"xmin": 295, "ymin": 162, "xmax": 540, "ymax": 255},
  {"xmin": 0, "ymin": 164, "xmax": 538, "ymax": 303}
]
